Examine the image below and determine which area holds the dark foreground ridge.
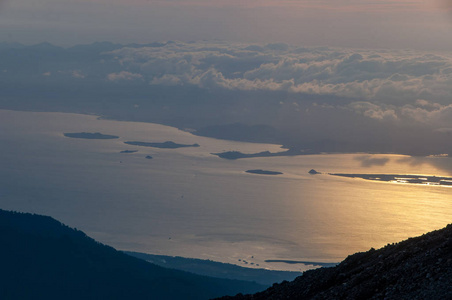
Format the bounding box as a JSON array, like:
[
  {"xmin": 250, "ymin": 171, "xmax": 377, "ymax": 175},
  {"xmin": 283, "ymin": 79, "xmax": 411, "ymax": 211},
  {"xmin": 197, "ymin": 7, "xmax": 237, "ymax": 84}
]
[
  {"xmin": 0, "ymin": 209, "xmax": 264, "ymax": 300},
  {"xmin": 219, "ymin": 224, "xmax": 452, "ymax": 299}
]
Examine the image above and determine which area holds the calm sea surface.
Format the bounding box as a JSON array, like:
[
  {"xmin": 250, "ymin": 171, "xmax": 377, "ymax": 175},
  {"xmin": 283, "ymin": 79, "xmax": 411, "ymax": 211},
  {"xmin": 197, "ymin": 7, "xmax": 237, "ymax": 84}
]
[{"xmin": 0, "ymin": 110, "xmax": 451, "ymax": 271}]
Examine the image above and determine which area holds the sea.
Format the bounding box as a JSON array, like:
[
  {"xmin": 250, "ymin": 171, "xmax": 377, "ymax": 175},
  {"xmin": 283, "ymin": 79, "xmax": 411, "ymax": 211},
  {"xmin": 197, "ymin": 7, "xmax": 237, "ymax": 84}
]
[{"xmin": 0, "ymin": 109, "xmax": 451, "ymax": 271}]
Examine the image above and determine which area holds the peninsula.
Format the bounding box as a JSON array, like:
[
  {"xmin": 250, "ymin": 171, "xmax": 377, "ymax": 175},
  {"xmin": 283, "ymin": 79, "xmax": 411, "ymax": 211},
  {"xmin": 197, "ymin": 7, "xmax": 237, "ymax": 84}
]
[{"xmin": 330, "ymin": 173, "xmax": 452, "ymax": 186}]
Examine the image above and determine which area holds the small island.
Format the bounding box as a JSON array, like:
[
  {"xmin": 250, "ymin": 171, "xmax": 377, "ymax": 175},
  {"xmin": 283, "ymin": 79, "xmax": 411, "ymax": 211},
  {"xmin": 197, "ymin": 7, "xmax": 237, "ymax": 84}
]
[
  {"xmin": 64, "ymin": 132, "xmax": 119, "ymax": 139},
  {"xmin": 120, "ymin": 150, "xmax": 138, "ymax": 154},
  {"xmin": 309, "ymin": 169, "xmax": 320, "ymax": 175},
  {"xmin": 246, "ymin": 169, "xmax": 283, "ymax": 175},
  {"xmin": 145, "ymin": 155, "xmax": 153, "ymax": 159},
  {"xmin": 124, "ymin": 141, "xmax": 200, "ymax": 149}
]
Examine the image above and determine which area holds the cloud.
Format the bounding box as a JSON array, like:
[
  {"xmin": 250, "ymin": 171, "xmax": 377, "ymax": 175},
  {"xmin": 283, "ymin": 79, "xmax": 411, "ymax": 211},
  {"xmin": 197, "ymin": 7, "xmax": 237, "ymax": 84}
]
[
  {"xmin": 2, "ymin": 41, "xmax": 451, "ymax": 156},
  {"xmin": 93, "ymin": 0, "xmax": 427, "ymax": 12},
  {"xmin": 346, "ymin": 100, "xmax": 452, "ymax": 130},
  {"xmin": 4, "ymin": 40, "xmax": 452, "ymax": 132},
  {"xmin": 400, "ymin": 103, "xmax": 452, "ymax": 127},
  {"xmin": 354, "ymin": 155, "xmax": 390, "ymax": 167},
  {"xmin": 434, "ymin": 128, "xmax": 452, "ymax": 133},
  {"xmin": 348, "ymin": 102, "xmax": 398, "ymax": 121},
  {"xmin": 72, "ymin": 70, "xmax": 85, "ymax": 78},
  {"xmin": 107, "ymin": 71, "xmax": 143, "ymax": 81},
  {"xmin": 105, "ymin": 42, "xmax": 452, "ymax": 107},
  {"xmin": 100, "ymin": 42, "xmax": 452, "ymax": 137}
]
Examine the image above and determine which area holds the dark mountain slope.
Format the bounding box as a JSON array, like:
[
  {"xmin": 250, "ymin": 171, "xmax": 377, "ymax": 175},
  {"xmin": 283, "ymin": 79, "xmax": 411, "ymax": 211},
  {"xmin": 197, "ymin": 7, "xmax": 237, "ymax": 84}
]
[
  {"xmin": 220, "ymin": 224, "xmax": 452, "ymax": 300},
  {"xmin": 0, "ymin": 209, "xmax": 264, "ymax": 300}
]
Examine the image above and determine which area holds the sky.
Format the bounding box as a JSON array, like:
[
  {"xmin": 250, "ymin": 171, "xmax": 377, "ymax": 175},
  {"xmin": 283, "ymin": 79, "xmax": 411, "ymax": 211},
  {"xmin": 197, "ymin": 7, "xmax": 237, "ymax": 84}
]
[{"xmin": 1, "ymin": 0, "xmax": 452, "ymax": 50}]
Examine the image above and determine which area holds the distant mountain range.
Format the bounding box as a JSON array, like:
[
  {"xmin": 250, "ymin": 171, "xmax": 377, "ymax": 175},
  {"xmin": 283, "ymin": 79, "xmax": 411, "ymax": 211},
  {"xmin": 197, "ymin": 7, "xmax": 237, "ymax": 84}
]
[
  {"xmin": 219, "ymin": 224, "xmax": 452, "ymax": 299},
  {"xmin": 0, "ymin": 209, "xmax": 264, "ymax": 299}
]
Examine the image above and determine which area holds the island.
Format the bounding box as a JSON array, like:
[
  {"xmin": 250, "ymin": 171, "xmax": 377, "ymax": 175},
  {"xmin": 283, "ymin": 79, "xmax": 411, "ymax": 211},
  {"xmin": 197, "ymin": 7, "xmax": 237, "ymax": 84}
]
[
  {"xmin": 330, "ymin": 173, "xmax": 452, "ymax": 186},
  {"xmin": 309, "ymin": 169, "xmax": 320, "ymax": 175},
  {"xmin": 120, "ymin": 150, "xmax": 138, "ymax": 153},
  {"xmin": 246, "ymin": 169, "xmax": 283, "ymax": 175},
  {"xmin": 64, "ymin": 132, "xmax": 119, "ymax": 139},
  {"xmin": 145, "ymin": 155, "xmax": 153, "ymax": 159},
  {"xmin": 212, "ymin": 148, "xmax": 317, "ymax": 160},
  {"xmin": 124, "ymin": 141, "xmax": 200, "ymax": 149}
]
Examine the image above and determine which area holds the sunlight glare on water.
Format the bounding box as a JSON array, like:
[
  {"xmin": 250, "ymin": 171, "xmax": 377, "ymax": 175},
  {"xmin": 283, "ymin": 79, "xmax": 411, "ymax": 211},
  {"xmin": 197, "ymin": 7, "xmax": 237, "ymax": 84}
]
[{"xmin": 0, "ymin": 110, "xmax": 450, "ymax": 271}]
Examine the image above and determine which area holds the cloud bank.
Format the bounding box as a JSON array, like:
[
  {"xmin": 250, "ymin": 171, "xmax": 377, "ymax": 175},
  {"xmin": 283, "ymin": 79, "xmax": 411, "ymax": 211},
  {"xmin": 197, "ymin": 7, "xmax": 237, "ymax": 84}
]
[
  {"xmin": 106, "ymin": 42, "xmax": 452, "ymax": 103},
  {"xmin": 0, "ymin": 41, "xmax": 450, "ymax": 155},
  {"xmin": 100, "ymin": 42, "xmax": 452, "ymax": 130}
]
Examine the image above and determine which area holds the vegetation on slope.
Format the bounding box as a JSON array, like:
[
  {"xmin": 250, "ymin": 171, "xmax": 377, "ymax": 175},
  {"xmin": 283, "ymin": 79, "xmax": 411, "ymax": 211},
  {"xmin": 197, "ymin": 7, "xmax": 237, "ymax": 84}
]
[{"xmin": 0, "ymin": 209, "xmax": 264, "ymax": 300}]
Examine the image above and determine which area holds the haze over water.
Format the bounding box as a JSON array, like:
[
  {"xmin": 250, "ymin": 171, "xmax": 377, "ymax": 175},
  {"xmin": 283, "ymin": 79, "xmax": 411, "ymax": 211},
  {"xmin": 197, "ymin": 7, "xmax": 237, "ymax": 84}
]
[{"xmin": 0, "ymin": 109, "xmax": 450, "ymax": 271}]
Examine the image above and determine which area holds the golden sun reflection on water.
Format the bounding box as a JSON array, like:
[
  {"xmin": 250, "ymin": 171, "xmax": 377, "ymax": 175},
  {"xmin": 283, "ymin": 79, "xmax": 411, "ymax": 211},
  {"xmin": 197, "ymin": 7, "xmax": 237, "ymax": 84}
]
[
  {"xmin": 0, "ymin": 110, "xmax": 450, "ymax": 271},
  {"xmin": 286, "ymin": 174, "xmax": 451, "ymax": 262}
]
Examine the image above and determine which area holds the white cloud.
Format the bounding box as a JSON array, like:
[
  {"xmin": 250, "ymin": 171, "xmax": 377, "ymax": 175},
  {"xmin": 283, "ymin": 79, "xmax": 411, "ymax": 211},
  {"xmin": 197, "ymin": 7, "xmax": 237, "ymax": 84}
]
[
  {"xmin": 347, "ymin": 100, "xmax": 452, "ymax": 129},
  {"xmin": 107, "ymin": 71, "xmax": 143, "ymax": 81},
  {"xmin": 348, "ymin": 102, "xmax": 398, "ymax": 121},
  {"xmin": 106, "ymin": 42, "xmax": 452, "ymax": 106},
  {"xmin": 3, "ymin": 40, "xmax": 450, "ymax": 156},
  {"xmin": 401, "ymin": 103, "xmax": 452, "ymax": 127},
  {"xmin": 72, "ymin": 70, "xmax": 85, "ymax": 79}
]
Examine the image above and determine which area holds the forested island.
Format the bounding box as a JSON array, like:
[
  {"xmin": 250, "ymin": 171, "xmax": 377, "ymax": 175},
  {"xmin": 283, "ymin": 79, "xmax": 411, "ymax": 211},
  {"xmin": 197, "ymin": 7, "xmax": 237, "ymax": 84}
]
[
  {"xmin": 212, "ymin": 149, "xmax": 316, "ymax": 160},
  {"xmin": 64, "ymin": 132, "xmax": 119, "ymax": 139},
  {"xmin": 124, "ymin": 141, "xmax": 200, "ymax": 149},
  {"xmin": 246, "ymin": 170, "xmax": 283, "ymax": 175},
  {"xmin": 120, "ymin": 150, "xmax": 138, "ymax": 153}
]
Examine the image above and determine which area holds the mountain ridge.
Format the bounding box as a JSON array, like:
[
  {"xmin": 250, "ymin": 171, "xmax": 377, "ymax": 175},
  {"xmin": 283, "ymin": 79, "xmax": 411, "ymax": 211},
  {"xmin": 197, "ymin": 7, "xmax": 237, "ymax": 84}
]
[{"xmin": 0, "ymin": 209, "xmax": 264, "ymax": 300}]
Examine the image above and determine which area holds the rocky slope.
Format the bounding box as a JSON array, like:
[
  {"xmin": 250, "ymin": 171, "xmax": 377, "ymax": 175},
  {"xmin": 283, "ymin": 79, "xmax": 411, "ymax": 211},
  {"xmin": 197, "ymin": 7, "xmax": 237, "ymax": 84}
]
[{"xmin": 219, "ymin": 224, "xmax": 452, "ymax": 299}]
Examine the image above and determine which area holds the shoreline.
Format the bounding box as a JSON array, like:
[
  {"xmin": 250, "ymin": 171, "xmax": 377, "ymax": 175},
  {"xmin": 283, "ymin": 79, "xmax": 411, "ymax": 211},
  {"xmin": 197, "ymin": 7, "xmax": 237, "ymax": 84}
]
[{"xmin": 1, "ymin": 108, "xmax": 450, "ymax": 159}]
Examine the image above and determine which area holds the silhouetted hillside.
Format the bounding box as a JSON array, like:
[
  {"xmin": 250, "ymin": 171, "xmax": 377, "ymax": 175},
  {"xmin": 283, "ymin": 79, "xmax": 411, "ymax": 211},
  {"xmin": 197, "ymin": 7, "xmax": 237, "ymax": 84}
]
[
  {"xmin": 220, "ymin": 224, "xmax": 452, "ymax": 299},
  {"xmin": 0, "ymin": 209, "xmax": 264, "ymax": 300}
]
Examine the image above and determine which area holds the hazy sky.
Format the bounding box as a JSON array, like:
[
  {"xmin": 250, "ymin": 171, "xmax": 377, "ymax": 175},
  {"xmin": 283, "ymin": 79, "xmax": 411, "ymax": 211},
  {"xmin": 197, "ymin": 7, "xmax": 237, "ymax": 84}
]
[{"xmin": 1, "ymin": 0, "xmax": 452, "ymax": 50}]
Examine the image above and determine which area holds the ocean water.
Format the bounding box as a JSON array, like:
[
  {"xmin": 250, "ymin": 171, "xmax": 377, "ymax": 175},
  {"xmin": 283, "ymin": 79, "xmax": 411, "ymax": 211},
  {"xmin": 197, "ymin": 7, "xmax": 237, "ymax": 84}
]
[{"xmin": 0, "ymin": 109, "xmax": 451, "ymax": 271}]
